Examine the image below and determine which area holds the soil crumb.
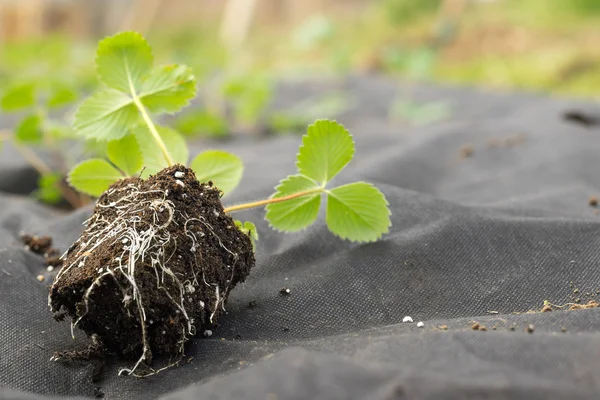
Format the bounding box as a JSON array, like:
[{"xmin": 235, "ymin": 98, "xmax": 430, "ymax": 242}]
[
  {"xmin": 563, "ymin": 110, "xmax": 600, "ymax": 127},
  {"xmin": 459, "ymin": 144, "xmax": 474, "ymax": 158},
  {"xmin": 589, "ymin": 196, "xmax": 598, "ymax": 207},
  {"xmin": 49, "ymin": 165, "xmax": 255, "ymax": 377},
  {"xmin": 21, "ymin": 234, "xmax": 53, "ymax": 255}
]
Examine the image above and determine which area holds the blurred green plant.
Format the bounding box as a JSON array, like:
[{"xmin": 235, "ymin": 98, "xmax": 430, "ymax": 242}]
[{"xmin": 0, "ymin": 74, "xmax": 87, "ymax": 207}]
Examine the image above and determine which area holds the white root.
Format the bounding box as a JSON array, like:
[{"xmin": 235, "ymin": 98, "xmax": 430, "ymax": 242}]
[{"xmin": 49, "ymin": 183, "xmax": 238, "ymax": 377}]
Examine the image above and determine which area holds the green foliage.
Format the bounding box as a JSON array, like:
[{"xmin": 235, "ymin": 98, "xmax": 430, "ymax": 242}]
[
  {"xmin": 134, "ymin": 125, "xmax": 189, "ymax": 177},
  {"xmin": 234, "ymin": 220, "xmax": 258, "ymax": 248},
  {"xmin": 265, "ymin": 120, "xmax": 391, "ymax": 242},
  {"xmin": 34, "ymin": 173, "xmax": 63, "ymax": 205},
  {"xmin": 65, "ymin": 31, "xmax": 391, "ymax": 248},
  {"xmin": 74, "ymin": 89, "xmax": 139, "ymax": 140},
  {"xmin": 107, "ymin": 135, "xmax": 143, "ymax": 176},
  {"xmin": 265, "ymin": 175, "xmax": 321, "ymax": 231},
  {"xmin": 267, "ymin": 92, "xmax": 352, "ymax": 135},
  {"xmin": 96, "ymin": 31, "xmax": 153, "ymax": 93},
  {"xmin": 68, "ymin": 159, "xmax": 124, "ymax": 197},
  {"xmin": 172, "ymin": 110, "xmax": 229, "ymax": 138},
  {"xmin": 296, "ymin": 119, "xmax": 355, "ymax": 185},
  {"xmin": 1, "ymin": 83, "xmax": 36, "ymax": 111},
  {"xmin": 47, "ymin": 83, "xmax": 78, "ymax": 109},
  {"xmin": 69, "ymin": 31, "xmax": 240, "ymax": 196},
  {"xmin": 221, "ymin": 75, "xmax": 272, "ymax": 128},
  {"xmin": 15, "ymin": 113, "xmax": 43, "ymax": 144},
  {"xmin": 326, "ymin": 182, "xmax": 390, "ymax": 243},
  {"xmin": 381, "ymin": 0, "xmax": 441, "ymax": 25},
  {"xmin": 140, "ymin": 65, "xmax": 196, "ymax": 114},
  {"xmin": 190, "ymin": 150, "xmax": 243, "ymax": 197},
  {"xmin": 390, "ymin": 99, "xmax": 451, "ymax": 126}
]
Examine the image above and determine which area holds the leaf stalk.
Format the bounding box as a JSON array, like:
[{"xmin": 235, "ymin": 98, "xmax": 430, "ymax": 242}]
[
  {"xmin": 127, "ymin": 66, "xmax": 174, "ymax": 166},
  {"xmin": 224, "ymin": 187, "xmax": 323, "ymax": 213}
]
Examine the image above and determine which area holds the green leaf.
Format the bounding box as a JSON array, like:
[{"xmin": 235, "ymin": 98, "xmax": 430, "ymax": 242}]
[
  {"xmin": 15, "ymin": 113, "xmax": 43, "ymax": 144},
  {"xmin": 173, "ymin": 110, "xmax": 229, "ymax": 137},
  {"xmin": 45, "ymin": 120, "xmax": 76, "ymax": 140},
  {"xmin": 297, "ymin": 120, "xmax": 355, "ymax": 185},
  {"xmin": 265, "ymin": 174, "xmax": 322, "ymax": 232},
  {"xmin": 140, "ymin": 64, "xmax": 196, "ymax": 114},
  {"xmin": 107, "ymin": 135, "xmax": 143, "ymax": 176},
  {"xmin": 73, "ymin": 89, "xmax": 139, "ymax": 141},
  {"xmin": 96, "ymin": 31, "xmax": 153, "ymax": 92},
  {"xmin": 134, "ymin": 125, "xmax": 188, "ymax": 177},
  {"xmin": 1, "ymin": 83, "xmax": 36, "ymax": 111},
  {"xmin": 48, "ymin": 84, "xmax": 77, "ymax": 108},
  {"xmin": 326, "ymin": 182, "xmax": 391, "ymax": 243},
  {"xmin": 68, "ymin": 158, "xmax": 124, "ymax": 197},
  {"xmin": 34, "ymin": 173, "xmax": 63, "ymax": 205},
  {"xmin": 243, "ymin": 221, "xmax": 259, "ymax": 242},
  {"xmin": 234, "ymin": 220, "xmax": 259, "ymax": 244},
  {"xmin": 190, "ymin": 150, "xmax": 243, "ymax": 196}
]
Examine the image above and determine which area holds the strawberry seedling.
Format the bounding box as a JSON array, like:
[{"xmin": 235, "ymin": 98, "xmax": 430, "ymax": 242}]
[{"xmin": 49, "ymin": 31, "xmax": 391, "ymax": 378}]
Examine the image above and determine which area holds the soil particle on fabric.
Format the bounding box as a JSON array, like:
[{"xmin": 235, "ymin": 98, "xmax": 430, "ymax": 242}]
[
  {"xmin": 21, "ymin": 234, "xmax": 53, "ymax": 255},
  {"xmin": 504, "ymin": 133, "xmax": 527, "ymax": 147},
  {"xmin": 589, "ymin": 196, "xmax": 598, "ymax": 207},
  {"xmin": 526, "ymin": 324, "xmax": 535, "ymax": 333},
  {"xmin": 279, "ymin": 288, "xmax": 291, "ymax": 295},
  {"xmin": 459, "ymin": 145, "xmax": 474, "ymax": 158},
  {"xmin": 49, "ymin": 165, "xmax": 255, "ymax": 376},
  {"xmin": 471, "ymin": 322, "xmax": 480, "ymax": 330},
  {"xmin": 563, "ymin": 110, "xmax": 600, "ymax": 127}
]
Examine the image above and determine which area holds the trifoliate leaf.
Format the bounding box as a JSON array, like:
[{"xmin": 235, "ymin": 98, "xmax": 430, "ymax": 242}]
[
  {"xmin": 96, "ymin": 31, "xmax": 153, "ymax": 93},
  {"xmin": 73, "ymin": 89, "xmax": 139, "ymax": 140},
  {"xmin": 140, "ymin": 64, "xmax": 196, "ymax": 114},
  {"xmin": 296, "ymin": 119, "xmax": 355, "ymax": 185},
  {"xmin": 265, "ymin": 174, "xmax": 322, "ymax": 232},
  {"xmin": 1, "ymin": 83, "xmax": 36, "ymax": 111},
  {"xmin": 134, "ymin": 125, "xmax": 188, "ymax": 177},
  {"xmin": 190, "ymin": 150, "xmax": 243, "ymax": 197},
  {"xmin": 107, "ymin": 135, "xmax": 143, "ymax": 176},
  {"xmin": 48, "ymin": 84, "xmax": 77, "ymax": 109},
  {"xmin": 326, "ymin": 182, "xmax": 391, "ymax": 243},
  {"xmin": 34, "ymin": 173, "xmax": 62, "ymax": 205},
  {"xmin": 68, "ymin": 158, "xmax": 124, "ymax": 197},
  {"xmin": 15, "ymin": 113, "xmax": 43, "ymax": 144}
]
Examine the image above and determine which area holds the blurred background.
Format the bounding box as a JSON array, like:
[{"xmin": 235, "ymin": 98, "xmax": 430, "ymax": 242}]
[
  {"xmin": 2, "ymin": 0, "xmax": 600, "ymax": 93},
  {"xmin": 2, "ymin": 0, "xmax": 600, "ymax": 142},
  {"xmin": 0, "ymin": 0, "xmax": 599, "ymax": 206}
]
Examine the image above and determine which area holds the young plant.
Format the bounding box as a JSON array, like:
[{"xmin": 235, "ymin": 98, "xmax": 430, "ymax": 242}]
[
  {"xmin": 52, "ymin": 31, "xmax": 391, "ymax": 378},
  {"xmin": 67, "ymin": 32, "xmax": 244, "ymax": 198},
  {"xmin": 0, "ymin": 77, "xmax": 85, "ymax": 207}
]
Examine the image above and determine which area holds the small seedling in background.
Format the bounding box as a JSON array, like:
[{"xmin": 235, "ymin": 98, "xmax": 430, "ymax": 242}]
[
  {"xmin": 0, "ymin": 76, "xmax": 87, "ymax": 207},
  {"xmin": 267, "ymin": 92, "xmax": 353, "ymax": 135},
  {"xmin": 53, "ymin": 31, "xmax": 391, "ymax": 377},
  {"xmin": 387, "ymin": 47, "xmax": 452, "ymax": 126}
]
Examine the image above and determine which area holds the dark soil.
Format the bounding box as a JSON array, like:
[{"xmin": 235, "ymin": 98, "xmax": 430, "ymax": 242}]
[
  {"xmin": 21, "ymin": 234, "xmax": 54, "ymax": 255},
  {"xmin": 49, "ymin": 165, "xmax": 255, "ymax": 376},
  {"xmin": 563, "ymin": 110, "xmax": 600, "ymax": 127}
]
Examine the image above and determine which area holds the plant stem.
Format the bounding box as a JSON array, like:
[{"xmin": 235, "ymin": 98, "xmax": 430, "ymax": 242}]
[
  {"xmin": 127, "ymin": 70, "xmax": 174, "ymax": 166},
  {"xmin": 224, "ymin": 188, "xmax": 323, "ymax": 213},
  {"xmin": 0, "ymin": 131, "xmax": 83, "ymax": 208}
]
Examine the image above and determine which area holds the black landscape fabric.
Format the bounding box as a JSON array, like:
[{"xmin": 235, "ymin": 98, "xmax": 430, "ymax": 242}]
[{"xmin": 2, "ymin": 77, "xmax": 600, "ymax": 400}]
